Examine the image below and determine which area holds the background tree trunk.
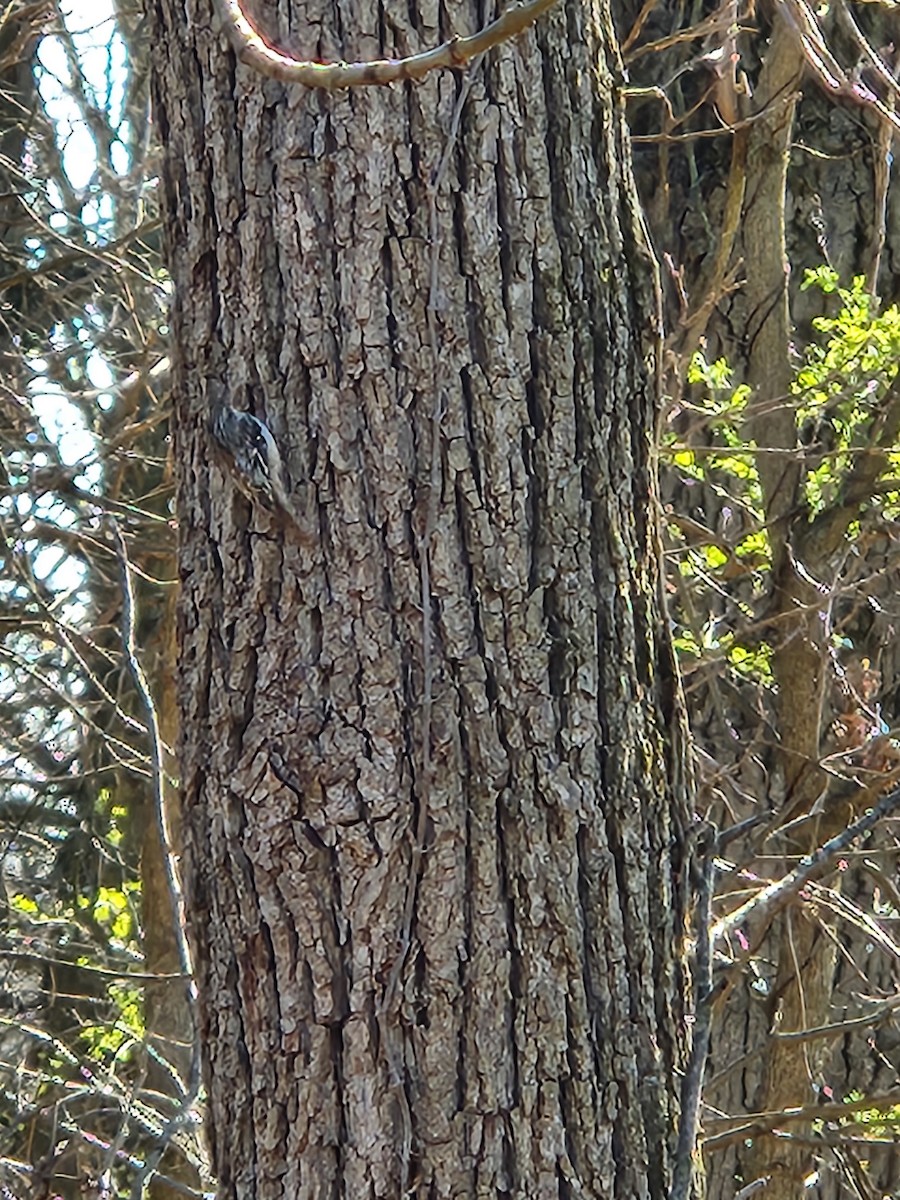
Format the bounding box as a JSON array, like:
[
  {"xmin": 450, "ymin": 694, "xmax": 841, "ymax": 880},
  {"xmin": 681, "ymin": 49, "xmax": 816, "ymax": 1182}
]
[{"xmin": 152, "ymin": 0, "xmax": 692, "ymax": 1195}]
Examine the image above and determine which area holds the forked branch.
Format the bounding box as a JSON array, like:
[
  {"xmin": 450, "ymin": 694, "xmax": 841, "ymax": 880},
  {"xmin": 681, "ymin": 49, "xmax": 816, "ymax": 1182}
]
[{"xmin": 213, "ymin": 0, "xmax": 560, "ymax": 86}]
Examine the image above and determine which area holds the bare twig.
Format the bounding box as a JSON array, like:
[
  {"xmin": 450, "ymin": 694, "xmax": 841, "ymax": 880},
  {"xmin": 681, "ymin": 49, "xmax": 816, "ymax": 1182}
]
[
  {"xmin": 703, "ymin": 1086, "xmax": 900, "ymax": 1150},
  {"xmin": 834, "ymin": 0, "xmax": 900, "ymax": 107},
  {"xmin": 110, "ymin": 519, "xmax": 194, "ymax": 993},
  {"xmin": 670, "ymin": 830, "xmax": 715, "ymax": 1200},
  {"xmin": 713, "ymin": 783, "xmax": 900, "ymax": 952},
  {"xmin": 773, "ymin": 994, "xmax": 900, "ymax": 1044},
  {"xmin": 621, "ymin": 0, "xmax": 658, "ymax": 55},
  {"xmin": 782, "ymin": 0, "xmax": 900, "ymax": 134}
]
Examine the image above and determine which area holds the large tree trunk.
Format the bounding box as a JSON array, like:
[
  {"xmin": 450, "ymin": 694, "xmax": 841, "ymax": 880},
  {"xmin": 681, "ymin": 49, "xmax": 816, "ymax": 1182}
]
[{"xmin": 151, "ymin": 0, "xmax": 692, "ymax": 1195}]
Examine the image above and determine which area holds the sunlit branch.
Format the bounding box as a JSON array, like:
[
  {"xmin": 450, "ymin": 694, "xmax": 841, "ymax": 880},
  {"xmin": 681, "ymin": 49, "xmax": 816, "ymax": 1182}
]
[
  {"xmin": 712, "ymin": 782, "xmax": 900, "ymax": 951},
  {"xmin": 835, "ymin": 0, "xmax": 900, "ymax": 107},
  {"xmin": 109, "ymin": 524, "xmax": 198, "ymax": 1016},
  {"xmin": 782, "ymin": 0, "xmax": 900, "ymax": 134},
  {"xmin": 213, "ymin": 0, "xmax": 559, "ymax": 86},
  {"xmin": 703, "ymin": 1086, "xmax": 900, "ymax": 1152}
]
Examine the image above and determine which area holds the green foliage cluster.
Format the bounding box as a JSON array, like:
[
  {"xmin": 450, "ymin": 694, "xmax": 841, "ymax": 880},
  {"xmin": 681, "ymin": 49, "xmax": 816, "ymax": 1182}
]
[
  {"xmin": 665, "ymin": 267, "xmax": 900, "ymax": 686},
  {"xmin": 666, "ymin": 353, "xmax": 769, "ymax": 680},
  {"xmin": 798, "ymin": 268, "xmax": 900, "ymax": 518}
]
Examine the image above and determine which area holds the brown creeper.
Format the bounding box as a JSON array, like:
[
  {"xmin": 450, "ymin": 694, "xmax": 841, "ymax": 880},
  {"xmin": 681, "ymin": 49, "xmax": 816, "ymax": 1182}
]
[
  {"xmin": 210, "ymin": 404, "xmax": 287, "ymax": 510},
  {"xmin": 209, "ymin": 401, "xmax": 314, "ymax": 545}
]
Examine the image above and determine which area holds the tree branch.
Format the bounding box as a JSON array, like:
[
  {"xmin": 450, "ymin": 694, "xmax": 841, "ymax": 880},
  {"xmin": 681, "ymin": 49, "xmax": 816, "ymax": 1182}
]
[
  {"xmin": 712, "ymin": 782, "xmax": 900, "ymax": 957},
  {"xmin": 703, "ymin": 1086, "xmax": 900, "ymax": 1151},
  {"xmin": 213, "ymin": 0, "xmax": 560, "ymax": 86}
]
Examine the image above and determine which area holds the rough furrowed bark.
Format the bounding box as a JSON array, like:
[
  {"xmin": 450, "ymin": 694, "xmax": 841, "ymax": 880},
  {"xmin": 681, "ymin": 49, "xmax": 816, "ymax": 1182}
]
[{"xmin": 152, "ymin": 0, "xmax": 691, "ymax": 1195}]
